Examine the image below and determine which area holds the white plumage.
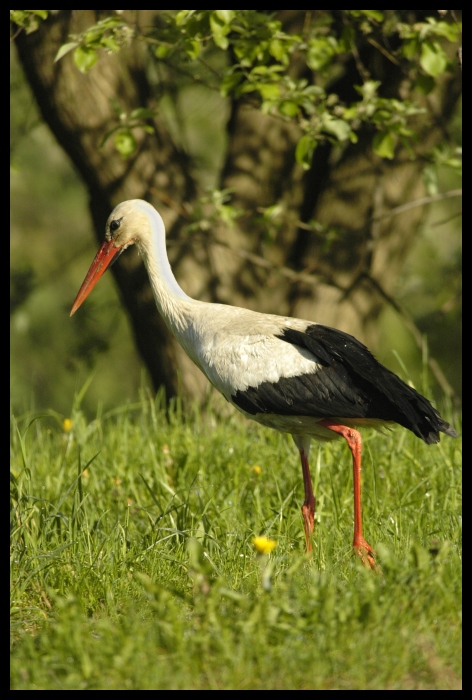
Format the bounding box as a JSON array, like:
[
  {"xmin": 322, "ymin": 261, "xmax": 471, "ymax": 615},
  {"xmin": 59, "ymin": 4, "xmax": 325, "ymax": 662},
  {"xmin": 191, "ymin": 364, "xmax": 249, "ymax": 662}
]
[{"xmin": 71, "ymin": 199, "xmax": 458, "ymax": 568}]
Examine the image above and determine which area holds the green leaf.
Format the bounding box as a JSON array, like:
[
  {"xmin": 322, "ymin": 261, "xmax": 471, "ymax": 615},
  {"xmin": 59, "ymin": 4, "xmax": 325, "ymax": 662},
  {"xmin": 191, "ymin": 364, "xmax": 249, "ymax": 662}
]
[
  {"xmin": 55, "ymin": 42, "xmax": 79, "ymax": 63},
  {"xmin": 101, "ymin": 36, "xmax": 120, "ymax": 53},
  {"xmin": 278, "ymin": 100, "xmax": 299, "ymax": 118},
  {"xmin": 155, "ymin": 44, "xmax": 171, "ymax": 59},
  {"xmin": 420, "ymin": 41, "xmax": 447, "ymax": 77},
  {"xmin": 238, "ymin": 83, "xmax": 258, "ymax": 95},
  {"xmin": 269, "ymin": 39, "xmax": 288, "ymax": 62},
  {"xmin": 258, "ymin": 83, "xmax": 280, "ymax": 100},
  {"xmin": 210, "ymin": 14, "xmax": 229, "ymax": 50},
  {"xmin": 10, "ymin": 9, "xmax": 48, "ymax": 33},
  {"xmin": 130, "ymin": 108, "xmax": 156, "ymax": 120},
  {"xmin": 220, "ymin": 72, "xmax": 243, "ymax": 97},
  {"xmin": 213, "ymin": 33, "xmax": 229, "ymax": 50},
  {"xmin": 357, "ymin": 80, "xmax": 380, "ymax": 101},
  {"xmin": 185, "ymin": 38, "xmax": 201, "ymax": 60},
  {"xmin": 114, "ymin": 130, "xmax": 137, "ymax": 159},
  {"xmin": 322, "ymin": 117, "xmax": 351, "ymax": 141},
  {"xmin": 215, "ymin": 10, "xmax": 235, "ymax": 24},
  {"xmin": 73, "ymin": 46, "xmax": 98, "ymax": 74},
  {"xmin": 402, "ymin": 38, "xmax": 420, "ymax": 60},
  {"xmin": 307, "ymin": 38, "xmax": 337, "ymax": 71},
  {"xmin": 296, "ymin": 134, "xmax": 316, "ymax": 170},
  {"xmin": 250, "ymin": 64, "xmax": 284, "ymax": 75},
  {"xmin": 426, "ymin": 18, "xmax": 461, "ymax": 42},
  {"xmin": 414, "ymin": 74, "xmax": 435, "ymax": 95},
  {"xmin": 373, "ymin": 130, "xmax": 396, "ymax": 159},
  {"xmin": 175, "ymin": 10, "xmax": 194, "ymax": 26}
]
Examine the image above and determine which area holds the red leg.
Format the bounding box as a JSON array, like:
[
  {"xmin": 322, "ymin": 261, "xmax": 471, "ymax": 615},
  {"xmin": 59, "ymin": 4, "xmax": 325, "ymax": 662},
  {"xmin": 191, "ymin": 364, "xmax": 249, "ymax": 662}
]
[
  {"xmin": 319, "ymin": 419, "xmax": 375, "ymax": 569},
  {"xmin": 299, "ymin": 447, "xmax": 316, "ymax": 552}
]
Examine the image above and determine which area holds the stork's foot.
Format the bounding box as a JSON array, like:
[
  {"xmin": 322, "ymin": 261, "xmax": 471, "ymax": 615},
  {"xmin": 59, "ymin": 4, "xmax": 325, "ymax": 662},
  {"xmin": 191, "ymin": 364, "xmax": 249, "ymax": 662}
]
[
  {"xmin": 301, "ymin": 501, "xmax": 315, "ymax": 553},
  {"xmin": 353, "ymin": 535, "xmax": 376, "ymax": 570}
]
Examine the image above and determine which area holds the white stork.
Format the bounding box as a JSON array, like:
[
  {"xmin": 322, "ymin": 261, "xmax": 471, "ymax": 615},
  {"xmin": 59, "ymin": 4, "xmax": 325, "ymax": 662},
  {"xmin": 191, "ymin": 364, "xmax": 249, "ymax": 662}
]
[{"xmin": 70, "ymin": 199, "xmax": 459, "ymax": 568}]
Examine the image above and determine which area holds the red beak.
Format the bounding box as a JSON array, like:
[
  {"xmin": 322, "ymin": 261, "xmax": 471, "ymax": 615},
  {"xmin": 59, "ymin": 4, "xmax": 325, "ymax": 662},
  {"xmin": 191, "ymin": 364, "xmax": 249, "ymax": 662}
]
[{"xmin": 70, "ymin": 239, "xmax": 122, "ymax": 316}]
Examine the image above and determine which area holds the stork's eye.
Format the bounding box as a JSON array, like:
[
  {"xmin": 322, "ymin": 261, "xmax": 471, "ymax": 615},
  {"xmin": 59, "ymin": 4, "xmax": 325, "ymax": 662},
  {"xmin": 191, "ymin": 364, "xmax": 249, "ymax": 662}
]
[{"xmin": 110, "ymin": 218, "xmax": 122, "ymax": 233}]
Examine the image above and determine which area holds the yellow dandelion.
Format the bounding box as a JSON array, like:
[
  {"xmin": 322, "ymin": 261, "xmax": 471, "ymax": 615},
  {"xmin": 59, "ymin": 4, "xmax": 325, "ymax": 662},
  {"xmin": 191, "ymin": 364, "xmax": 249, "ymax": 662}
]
[
  {"xmin": 62, "ymin": 418, "xmax": 72, "ymax": 433},
  {"xmin": 81, "ymin": 468, "xmax": 90, "ymax": 479},
  {"xmin": 252, "ymin": 465, "xmax": 262, "ymax": 475},
  {"xmin": 252, "ymin": 536, "xmax": 277, "ymax": 555}
]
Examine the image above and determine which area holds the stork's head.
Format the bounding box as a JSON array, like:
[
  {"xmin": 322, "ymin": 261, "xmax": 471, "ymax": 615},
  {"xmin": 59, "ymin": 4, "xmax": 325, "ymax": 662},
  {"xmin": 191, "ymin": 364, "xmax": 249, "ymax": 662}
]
[{"xmin": 70, "ymin": 200, "xmax": 158, "ymax": 316}]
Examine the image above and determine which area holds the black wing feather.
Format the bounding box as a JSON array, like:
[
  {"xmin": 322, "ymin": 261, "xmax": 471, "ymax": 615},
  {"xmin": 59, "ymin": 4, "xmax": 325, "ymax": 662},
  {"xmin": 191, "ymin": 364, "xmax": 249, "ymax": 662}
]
[{"xmin": 232, "ymin": 324, "xmax": 458, "ymax": 444}]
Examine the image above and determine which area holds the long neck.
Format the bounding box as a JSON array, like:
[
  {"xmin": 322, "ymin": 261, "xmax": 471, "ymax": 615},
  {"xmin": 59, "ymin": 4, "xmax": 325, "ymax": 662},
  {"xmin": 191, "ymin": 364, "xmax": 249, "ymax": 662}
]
[{"xmin": 137, "ymin": 205, "xmax": 195, "ymax": 334}]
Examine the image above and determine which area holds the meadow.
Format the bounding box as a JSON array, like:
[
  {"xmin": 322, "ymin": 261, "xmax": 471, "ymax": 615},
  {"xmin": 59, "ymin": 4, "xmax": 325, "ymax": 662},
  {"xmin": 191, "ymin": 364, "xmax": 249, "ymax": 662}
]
[{"xmin": 10, "ymin": 387, "xmax": 461, "ymax": 689}]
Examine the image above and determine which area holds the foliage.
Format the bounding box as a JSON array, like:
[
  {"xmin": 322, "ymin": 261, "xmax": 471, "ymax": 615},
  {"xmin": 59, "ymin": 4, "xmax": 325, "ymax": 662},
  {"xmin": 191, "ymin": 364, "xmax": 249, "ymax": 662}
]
[
  {"xmin": 10, "ymin": 10, "xmax": 48, "ymax": 35},
  {"xmin": 53, "ymin": 15, "xmax": 133, "ymax": 72},
  {"xmin": 88, "ymin": 11, "xmax": 460, "ymax": 164},
  {"xmin": 14, "ymin": 10, "xmax": 461, "ymax": 167},
  {"xmin": 11, "ymin": 391, "xmax": 461, "ymax": 689}
]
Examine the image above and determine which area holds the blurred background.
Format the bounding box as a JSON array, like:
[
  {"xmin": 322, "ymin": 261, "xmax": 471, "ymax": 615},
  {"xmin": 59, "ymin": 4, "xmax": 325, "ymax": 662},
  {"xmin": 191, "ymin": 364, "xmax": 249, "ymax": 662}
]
[{"xmin": 10, "ymin": 11, "xmax": 461, "ymax": 418}]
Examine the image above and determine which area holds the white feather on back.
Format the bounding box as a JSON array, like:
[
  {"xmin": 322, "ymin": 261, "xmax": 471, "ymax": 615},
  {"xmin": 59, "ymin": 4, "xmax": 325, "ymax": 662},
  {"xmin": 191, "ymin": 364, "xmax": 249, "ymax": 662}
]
[{"xmin": 175, "ymin": 305, "xmax": 323, "ymax": 398}]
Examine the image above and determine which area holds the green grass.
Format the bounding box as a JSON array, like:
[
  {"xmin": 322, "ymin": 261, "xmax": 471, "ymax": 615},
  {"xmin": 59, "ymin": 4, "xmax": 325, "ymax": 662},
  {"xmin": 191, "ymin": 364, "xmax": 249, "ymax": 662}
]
[{"xmin": 10, "ymin": 390, "xmax": 462, "ymax": 689}]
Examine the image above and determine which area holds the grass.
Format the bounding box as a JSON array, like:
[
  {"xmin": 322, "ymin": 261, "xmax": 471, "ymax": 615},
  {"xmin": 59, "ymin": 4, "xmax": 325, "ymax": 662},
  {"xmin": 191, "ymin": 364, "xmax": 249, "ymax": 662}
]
[{"xmin": 10, "ymin": 389, "xmax": 462, "ymax": 689}]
